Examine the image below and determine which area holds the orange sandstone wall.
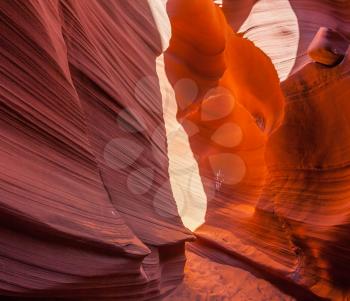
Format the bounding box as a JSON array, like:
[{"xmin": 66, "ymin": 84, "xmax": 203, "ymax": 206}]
[
  {"xmin": 1, "ymin": 0, "xmax": 349, "ymax": 300},
  {"xmin": 165, "ymin": 0, "xmax": 350, "ymax": 300}
]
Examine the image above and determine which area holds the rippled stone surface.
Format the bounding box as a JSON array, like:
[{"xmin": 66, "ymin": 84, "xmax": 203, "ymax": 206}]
[{"xmin": 1, "ymin": 0, "xmax": 349, "ymax": 300}]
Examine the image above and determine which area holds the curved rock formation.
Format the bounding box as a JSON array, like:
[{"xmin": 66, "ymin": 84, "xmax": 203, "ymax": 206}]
[
  {"xmin": 165, "ymin": 1, "xmax": 350, "ymax": 300},
  {"xmin": 1, "ymin": 0, "xmax": 349, "ymax": 300},
  {"xmin": 0, "ymin": 1, "xmax": 192, "ymax": 299}
]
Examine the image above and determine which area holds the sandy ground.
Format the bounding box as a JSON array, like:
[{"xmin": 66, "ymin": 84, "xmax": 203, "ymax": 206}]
[{"xmin": 164, "ymin": 251, "xmax": 295, "ymax": 301}]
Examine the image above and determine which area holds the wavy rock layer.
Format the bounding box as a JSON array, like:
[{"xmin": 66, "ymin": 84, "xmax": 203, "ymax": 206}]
[
  {"xmin": 165, "ymin": 1, "xmax": 350, "ymax": 300},
  {"xmin": 0, "ymin": 0, "xmax": 192, "ymax": 299},
  {"xmin": 1, "ymin": 0, "xmax": 350, "ymax": 301}
]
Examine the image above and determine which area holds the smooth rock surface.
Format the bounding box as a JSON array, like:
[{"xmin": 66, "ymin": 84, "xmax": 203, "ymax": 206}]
[{"xmin": 1, "ymin": 0, "xmax": 349, "ymax": 300}]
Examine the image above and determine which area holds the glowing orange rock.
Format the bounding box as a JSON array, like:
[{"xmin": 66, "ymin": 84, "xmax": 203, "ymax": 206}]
[{"xmin": 165, "ymin": 1, "xmax": 350, "ymax": 300}]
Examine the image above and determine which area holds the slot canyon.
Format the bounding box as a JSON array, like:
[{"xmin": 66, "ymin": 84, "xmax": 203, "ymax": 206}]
[{"xmin": 0, "ymin": 0, "xmax": 349, "ymax": 300}]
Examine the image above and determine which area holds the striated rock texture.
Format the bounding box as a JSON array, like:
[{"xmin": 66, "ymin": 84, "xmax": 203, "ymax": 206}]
[
  {"xmin": 0, "ymin": 0, "xmax": 192, "ymax": 299},
  {"xmin": 165, "ymin": 0, "xmax": 350, "ymax": 300},
  {"xmin": 1, "ymin": 0, "xmax": 350, "ymax": 300}
]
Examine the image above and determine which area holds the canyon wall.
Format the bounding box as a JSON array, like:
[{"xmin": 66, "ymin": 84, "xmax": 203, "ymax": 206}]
[{"xmin": 0, "ymin": 0, "xmax": 349, "ymax": 300}]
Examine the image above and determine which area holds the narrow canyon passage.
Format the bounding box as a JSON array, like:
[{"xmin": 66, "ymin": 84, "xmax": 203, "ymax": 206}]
[{"xmin": 0, "ymin": 0, "xmax": 349, "ymax": 300}]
